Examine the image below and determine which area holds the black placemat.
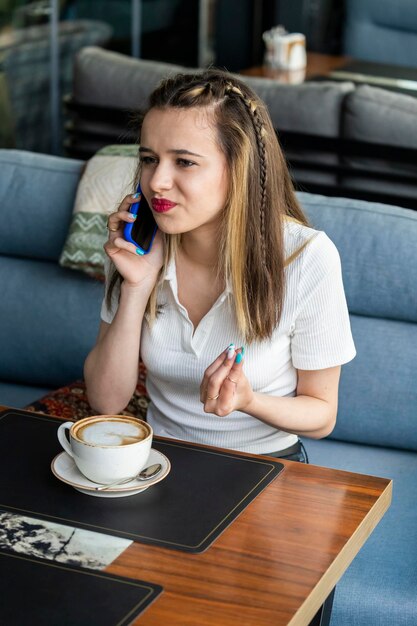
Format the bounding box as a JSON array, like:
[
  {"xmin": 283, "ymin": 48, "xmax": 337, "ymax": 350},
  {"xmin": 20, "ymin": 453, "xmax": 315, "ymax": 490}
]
[
  {"xmin": 0, "ymin": 409, "xmax": 284, "ymax": 553},
  {"xmin": 0, "ymin": 549, "xmax": 162, "ymax": 626}
]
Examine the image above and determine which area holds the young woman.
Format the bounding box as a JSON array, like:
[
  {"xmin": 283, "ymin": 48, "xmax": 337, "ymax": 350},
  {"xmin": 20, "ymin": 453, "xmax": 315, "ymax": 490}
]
[{"xmin": 84, "ymin": 70, "xmax": 355, "ymax": 462}]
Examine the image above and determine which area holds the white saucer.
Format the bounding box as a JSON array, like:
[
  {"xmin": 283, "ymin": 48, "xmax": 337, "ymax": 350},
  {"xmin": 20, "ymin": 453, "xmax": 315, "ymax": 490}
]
[{"xmin": 51, "ymin": 448, "xmax": 171, "ymax": 498}]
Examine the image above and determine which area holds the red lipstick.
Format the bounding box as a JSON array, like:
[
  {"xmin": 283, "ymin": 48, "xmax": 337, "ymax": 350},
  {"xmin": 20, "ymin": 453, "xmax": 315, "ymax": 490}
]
[{"xmin": 151, "ymin": 198, "xmax": 177, "ymax": 213}]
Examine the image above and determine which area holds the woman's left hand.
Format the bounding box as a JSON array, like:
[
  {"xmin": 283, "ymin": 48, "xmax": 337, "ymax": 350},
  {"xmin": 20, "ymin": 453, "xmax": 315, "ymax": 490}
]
[{"xmin": 200, "ymin": 347, "xmax": 254, "ymax": 416}]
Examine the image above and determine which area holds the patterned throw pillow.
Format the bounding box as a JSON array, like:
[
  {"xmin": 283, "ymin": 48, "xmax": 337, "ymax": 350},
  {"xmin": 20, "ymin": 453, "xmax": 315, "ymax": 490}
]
[
  {"xmin": 24, "ymin": 362, "xmax": 149, "ymax": 421},
  {"xmin": 59, "ymin": 144, "xmax": 138, "ymax": 279}
]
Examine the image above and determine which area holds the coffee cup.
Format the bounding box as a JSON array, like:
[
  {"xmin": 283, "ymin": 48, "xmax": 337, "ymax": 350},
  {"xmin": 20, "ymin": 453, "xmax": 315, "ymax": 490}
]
[
  {"xmin": 57, "ymin": 415, "xmax": 152, "ymax": 484},
  {"xmin": 263, "ymin": 26, "xmax": 306, "ymax": 71}
]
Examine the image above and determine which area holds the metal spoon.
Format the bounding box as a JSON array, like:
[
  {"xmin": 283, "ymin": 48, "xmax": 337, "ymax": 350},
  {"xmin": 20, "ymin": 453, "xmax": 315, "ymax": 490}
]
[{"xmin": 94, "ymin": 463, "xmax": 162, "ymax": 491}]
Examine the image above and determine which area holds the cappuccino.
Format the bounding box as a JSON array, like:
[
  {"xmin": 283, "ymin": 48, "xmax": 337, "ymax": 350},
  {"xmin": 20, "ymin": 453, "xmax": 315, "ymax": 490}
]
[
  {"xmin": 74, "ymin": 418, "xmax": 148, "ymax": 447},
  {"xmin": 57, "ymin": 415, "xmax": 153, "ymax": 484}
]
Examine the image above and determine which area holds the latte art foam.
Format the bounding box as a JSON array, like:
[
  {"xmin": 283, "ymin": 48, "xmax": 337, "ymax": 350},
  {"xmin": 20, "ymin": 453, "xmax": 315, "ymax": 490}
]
[{"xmin": 76, "ymin": 419, "xmax": 148, "ymax": 446}]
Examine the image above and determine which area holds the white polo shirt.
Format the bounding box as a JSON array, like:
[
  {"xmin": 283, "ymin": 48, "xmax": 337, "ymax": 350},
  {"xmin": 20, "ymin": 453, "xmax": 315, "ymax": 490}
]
[{"xmin": 101, "ymin": 220, "xmax": 356, "ymax": 454}]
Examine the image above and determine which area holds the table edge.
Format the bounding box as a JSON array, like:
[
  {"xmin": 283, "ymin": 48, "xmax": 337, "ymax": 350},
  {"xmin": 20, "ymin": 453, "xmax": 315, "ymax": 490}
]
[{"xmin": 288, "ymin": 478, "xmax": 393, "ymax": 625}]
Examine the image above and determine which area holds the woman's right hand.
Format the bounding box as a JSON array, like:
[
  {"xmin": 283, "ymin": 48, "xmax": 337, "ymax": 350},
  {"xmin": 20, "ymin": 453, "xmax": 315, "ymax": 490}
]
[{"xmin": 104, "ymin": 193, "xmax": 164, "ymax": 287}]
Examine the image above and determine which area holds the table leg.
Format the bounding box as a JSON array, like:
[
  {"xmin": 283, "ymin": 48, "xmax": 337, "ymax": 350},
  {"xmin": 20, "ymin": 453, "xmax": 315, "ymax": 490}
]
[{"xmin": 308, "ymin": 587, "xmax": 335, "ymax": 626}]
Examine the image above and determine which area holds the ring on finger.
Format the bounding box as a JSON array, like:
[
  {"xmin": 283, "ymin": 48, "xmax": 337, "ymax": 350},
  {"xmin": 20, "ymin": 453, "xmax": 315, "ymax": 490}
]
[
  {"xmin": 226, "ymin": 376, "xmax": 238, "ymax": 384},
  {"xmin": 207, "ymin": 394, "xmax": 220, "ymax": 400},
  {"xmin": 106, "ymin": 217, "xmax": 120, "ymax": 232}
]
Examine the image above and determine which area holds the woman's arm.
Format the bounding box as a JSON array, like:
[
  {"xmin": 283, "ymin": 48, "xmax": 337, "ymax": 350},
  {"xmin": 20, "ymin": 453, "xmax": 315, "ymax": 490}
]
[
  {"xmin": 84, "ymin": 280, "xmax": 154, "ymax": 414},
  {"xmin": 84, "ymin": 193, "xmax": 163, "ymax": 414},
  {"xmin": 201, "ymin": 351, "xmax": 340, "ymax": 439},
  {"xmin": 244, "ymin": 366, "xmax": 340, "ymax": 439}
]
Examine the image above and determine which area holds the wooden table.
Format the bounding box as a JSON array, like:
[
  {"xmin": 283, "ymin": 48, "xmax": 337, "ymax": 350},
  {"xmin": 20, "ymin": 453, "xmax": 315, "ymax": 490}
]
[
  {"xmin": 3, "ymin": 407, "xmax": 391, "ymax": 625},
  {"xmin": 109, "ymin": 459, "xmax": 390, "ymax": 625},
  {"xmin": 240, "ymin": 52, "xmax": 351, "ymax": 84}
]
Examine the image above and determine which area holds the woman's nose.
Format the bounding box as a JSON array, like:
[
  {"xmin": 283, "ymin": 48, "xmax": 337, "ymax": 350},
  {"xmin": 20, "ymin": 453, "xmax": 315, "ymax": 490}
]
[{"xmin": 149, "ymin": 164, "xmax": 173, "ymax": 193}]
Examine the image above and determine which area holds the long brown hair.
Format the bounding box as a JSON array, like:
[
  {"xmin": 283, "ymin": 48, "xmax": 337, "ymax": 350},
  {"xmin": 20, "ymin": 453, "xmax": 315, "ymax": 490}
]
[{"xmin": 107, "ymin": 69, "xmax": 309, "ymax": 342}]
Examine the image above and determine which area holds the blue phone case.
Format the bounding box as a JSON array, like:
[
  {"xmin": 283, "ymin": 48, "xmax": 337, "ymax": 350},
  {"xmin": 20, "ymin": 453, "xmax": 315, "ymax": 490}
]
[{"xmin": 123, "ymin": 184, "xmax": 157, "ymax": 255}]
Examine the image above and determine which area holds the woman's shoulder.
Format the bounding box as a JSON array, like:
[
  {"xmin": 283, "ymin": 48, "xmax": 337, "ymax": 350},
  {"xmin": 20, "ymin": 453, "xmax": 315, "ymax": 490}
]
[
  {"xmin": 284, "ymin": 218, "xmax": 340, "ymax": 270},
  {"xmin": 284, "ymin": 218, "xmax": 317, "ymax": 249}
]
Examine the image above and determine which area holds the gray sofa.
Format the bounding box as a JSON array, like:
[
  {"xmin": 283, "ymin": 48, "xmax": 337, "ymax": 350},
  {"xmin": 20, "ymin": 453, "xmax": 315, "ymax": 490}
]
[
  {"xmin": 0, "ymin": 147, "xmax": 416, "ymax": 626},
  {"xmin": 65, "ymin": 46, "xmax": 417, "ymax": 208}
]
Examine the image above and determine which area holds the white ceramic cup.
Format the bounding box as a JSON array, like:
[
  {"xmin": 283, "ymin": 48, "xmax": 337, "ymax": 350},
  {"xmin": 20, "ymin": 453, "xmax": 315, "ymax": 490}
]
[{"xmin": 57, "ymin": 415, "xmax": 153, "ymax": 484}]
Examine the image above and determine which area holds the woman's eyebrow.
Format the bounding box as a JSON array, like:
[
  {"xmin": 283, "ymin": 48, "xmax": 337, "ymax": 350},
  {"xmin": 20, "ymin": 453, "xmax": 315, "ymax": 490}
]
[{"xmin": 139, "ymin": 146, "xmax": 204, "ymax": 158}]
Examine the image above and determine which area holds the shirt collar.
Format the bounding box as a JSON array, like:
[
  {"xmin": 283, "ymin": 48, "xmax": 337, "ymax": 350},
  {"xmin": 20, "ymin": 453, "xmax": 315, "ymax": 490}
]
[{"xmin": 163, "ymin": 257, "xmax": 176, "ymax": 282}]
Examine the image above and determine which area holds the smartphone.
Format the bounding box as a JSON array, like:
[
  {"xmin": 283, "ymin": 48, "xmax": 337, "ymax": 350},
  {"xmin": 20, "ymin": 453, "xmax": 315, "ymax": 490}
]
[{"xmin": 123, "ymin": 183, "xmax": 158, "ymax": 255}]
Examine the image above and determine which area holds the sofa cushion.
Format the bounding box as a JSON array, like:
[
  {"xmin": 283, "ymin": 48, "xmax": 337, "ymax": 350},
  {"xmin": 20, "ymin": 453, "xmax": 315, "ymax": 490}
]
[
  {"xmin": 342, "ymin": 85, "xmax": 417, "ymax": 149},
  {"xmin": 341, "ymin": 84, "xmax": 417, "ymax": 199},
  {"xmin": 343, "ymin": 0, "xmax": 417, "ymax": 67},
  {"xmin": 299, "ymin": 192, "xmax": 417, "ymax": 323},
  {"xmin": 73, "ymin": 46, "xmax": 190, "ymax": 110},
  {"xmin": 0, "ymin": 257, "xmax": 103, "ymax": 388},
  {"xmin": 0, "ymin": 150, "xmax": 84, "ymax": 261},
  {"xmin": 335, "ymin": 314, "xmax": 417, "ymax": 450},
  {"xmin": 305, "ymin": 437, "xmax": 417, "ymax": 626},
  {"xmin": 59, "ymin": 144, "xmax": 137, "ymax": 278},
  {"xmin": 241, "ymin": 76, "xmax": 354, "ymax": 137},
  {"xmin": 299, "ymin": 193, "xmax": 417, "ymax": 450}
]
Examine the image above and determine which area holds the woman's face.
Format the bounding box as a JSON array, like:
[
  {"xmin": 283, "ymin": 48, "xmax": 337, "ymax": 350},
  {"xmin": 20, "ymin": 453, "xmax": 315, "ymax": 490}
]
[{"xmin": 139, "ymin": 107, "xmax": 229, "ymax": 237}]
